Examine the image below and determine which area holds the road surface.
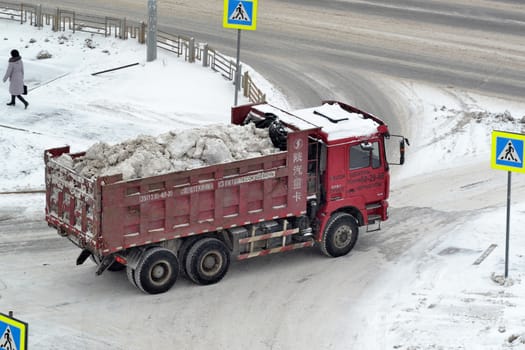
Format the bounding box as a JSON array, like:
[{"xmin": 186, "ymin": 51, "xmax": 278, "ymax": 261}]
[
  {"xmin": 28, "ymin": 0, "xmax": 525, "ymax": 132},
  {"xmin": 1, "ymin": 1, "xmax": 525, "ymax": 349}
]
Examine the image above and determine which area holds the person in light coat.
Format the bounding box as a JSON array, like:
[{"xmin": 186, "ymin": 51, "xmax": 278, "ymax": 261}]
[{"xmin": 3, "ymin": 49, "xmax": 28, "ymax": 109}]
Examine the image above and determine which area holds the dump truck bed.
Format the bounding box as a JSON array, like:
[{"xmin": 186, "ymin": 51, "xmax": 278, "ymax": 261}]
[{"xmin": 45, "ymin": 128, "xmax": 312, "ymax": 256}]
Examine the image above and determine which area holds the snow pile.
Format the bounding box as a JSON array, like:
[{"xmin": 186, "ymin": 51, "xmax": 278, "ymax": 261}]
[
  {"xmin": 440, "ymin": 106, "xmax": 524, "ymax": 128},
  {"xmin": 424, "ymin": 106, "xmax": 525, "ymax": 151},
  {"xmin": 396, "ymin": 86, "xmax": 525, "ymax": 179},
  {"xmin": 56, "ymin": 123, "xmax": 280, "ymax": 180}
]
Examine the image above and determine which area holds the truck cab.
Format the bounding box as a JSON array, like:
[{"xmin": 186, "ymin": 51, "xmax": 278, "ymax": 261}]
[
  {"xmin": 297, "ymin": 101, "xmax": 392, "ymax": 233},
  {"xmin": 238, "ymin": 100, "xmax": 405, "ymax": 256}
]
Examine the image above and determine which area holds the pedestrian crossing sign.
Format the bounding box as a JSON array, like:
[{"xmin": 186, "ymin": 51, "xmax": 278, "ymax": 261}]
[
  {"xmin": 491, "ymin": 130, "xmax": 525, "ymax": 173},
  {"xmin": 0, "ymin": 313, "xmax": 27, "ymax": 350},
  {"xmin": 223, "ymin": 0, "xmax": 257, "ymax": 30}
]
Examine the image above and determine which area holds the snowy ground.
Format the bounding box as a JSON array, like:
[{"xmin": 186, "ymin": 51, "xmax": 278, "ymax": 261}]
[{"xmin": 1, "ymin": 20, "xmax": 525, "ymax": 350}]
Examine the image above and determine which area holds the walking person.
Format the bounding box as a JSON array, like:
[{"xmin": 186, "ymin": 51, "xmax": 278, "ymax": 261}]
[
  {"xmin": 504, "ymin": 142, "xmax": 516, "ymax": 161},
  {"xmin": 3, "ymin": 49, "xmax": 29, "ymax": 109},
  {"xmin": 2, "ymin": 327, "xmax": 13, "ymax": 350}
]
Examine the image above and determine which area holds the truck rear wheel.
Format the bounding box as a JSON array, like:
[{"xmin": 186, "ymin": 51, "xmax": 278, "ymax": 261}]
[
  {"xmin": 185, "ymin": 237, "xmax": 230, "ymax": 285},
  {"xmin": 178, "ymin": 236, "xmax": 201, "ymax": 277},
  {"xmin": 320, "ymin": 213, "xmax": 359, "ymax": 257},
  {"xmin": 134, "ymin": 247, "xmax": 179, "ymax": 294},
  {"xmin": 126, "ymin": 265, "xmax": 138, "ymax": 288}
]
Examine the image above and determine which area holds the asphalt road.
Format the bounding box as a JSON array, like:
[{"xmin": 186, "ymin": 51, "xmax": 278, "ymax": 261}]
[{"xmin": 29, "ymin": 0, "xmax": 525, "ymax": 134}]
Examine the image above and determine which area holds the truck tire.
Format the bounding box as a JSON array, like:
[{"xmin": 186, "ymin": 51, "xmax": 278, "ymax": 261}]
[
  {"xmin": 134, "ymin": 247, "xmax": 179, "ymax": 294},
  {"xmin": 185, "ymin": 237, "xmax": 231, "ymax": 285},
  {"xmin": 320, "ymin": 212, "xmax": 358, "ymax": 257},
  {"xmin": 178, "ymin": 236, "xmax": 201, "ymax": 277},
  {"xmin": 126, "ymin": 265, "xmax": 138, "ymax": 288},
  {"xmin": 269, "ymin": 120, "xmax": 288, "ymax": 151}
]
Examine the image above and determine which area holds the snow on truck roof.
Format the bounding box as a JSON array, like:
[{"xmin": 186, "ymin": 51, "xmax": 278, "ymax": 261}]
[{"xmin": 253, "ymin": 102, "xmax": 380, "ymax": 141}]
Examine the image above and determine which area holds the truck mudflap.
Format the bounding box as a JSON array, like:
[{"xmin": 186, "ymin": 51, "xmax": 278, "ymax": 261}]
[
  {"xmin": 94, "ymin": 255, "xmax": 117, "ymax": 276},
  {"xmin": 76, "ymin": 249, "xmax": 118, "ymax": 275},
  {"xmin": 76, "ymin": 249, "xmax": 92, "ymax": 266}
]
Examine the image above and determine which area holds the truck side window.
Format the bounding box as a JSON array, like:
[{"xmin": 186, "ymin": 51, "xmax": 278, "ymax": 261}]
[
  {"xmin": 371, "ymin": 142, "xmax": 381, "ymax": 169},
  {"xmin": 349, "ymin": 142, "xmax": 381, "ymax": 170}
]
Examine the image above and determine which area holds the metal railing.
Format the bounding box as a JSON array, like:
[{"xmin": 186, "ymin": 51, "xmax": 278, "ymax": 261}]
[
  {"xmin": 0, "ymin": 1, "xmax": 266, "ymax": 103},
  {"xmin": 157, "ymin": 30, "xmax": 189, "ymax": 58},
  {"xmin": 242, "ymin": 71, "xmax": 265, "ymax": 103},
  {"xmin": 208, "ymin": 47, "xmax": 236, "ymax": 81}
]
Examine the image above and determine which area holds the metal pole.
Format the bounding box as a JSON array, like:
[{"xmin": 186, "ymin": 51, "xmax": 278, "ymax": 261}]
[
  {"xmin": 189, "ymin": 37, "xmax": 195, "ymax": 63},
  {"xmin": 505, "ymin": 171, "xmax": 511, "ymax": 278},
  {"xmin": 202, "ymin": 44, "xmax": 209, "ymax": 67},
  {"xmin": 234, "ymin": 29, "xmax": 241, "ymax": 106},
  {"xmin": 147, "ymin": 0, "xmax": 157, "ymax": 62},
  {"xmin": 36, "ymin": 4, "xmax": 42, "ymax": 28}
]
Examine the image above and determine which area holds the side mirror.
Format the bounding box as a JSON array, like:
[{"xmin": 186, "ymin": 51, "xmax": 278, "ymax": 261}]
[
  {"xmin": 388, "ymin": 135, "xmax": 410, "ymax": 165},
  {"xmin": 399, "ymin": 138, "xmax": 406, "ymax": 165}
]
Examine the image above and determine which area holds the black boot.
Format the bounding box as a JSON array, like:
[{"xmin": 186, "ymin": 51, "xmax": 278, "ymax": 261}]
[
  {"xmin": 6, "ymin": 95, "xmax": 15, "ymax": 106},
  {"xmin": 17, "ymin": 95, "xmax": 28, "ymax": 109}
]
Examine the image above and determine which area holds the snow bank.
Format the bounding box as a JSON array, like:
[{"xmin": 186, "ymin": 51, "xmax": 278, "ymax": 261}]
[
  {"xmin": 56, "ymin": 123, "xmax": 280, "ymax": 180},
  {"xmin": 393, "ymin": 82, "xmax": 525, "ymax": 178}
]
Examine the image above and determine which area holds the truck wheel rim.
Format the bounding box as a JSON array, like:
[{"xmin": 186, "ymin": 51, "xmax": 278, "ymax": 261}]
[
  {"xmin": 151, "ymin": 261, "xmax": 170, "ymax": 284},
  {"xmin": 334, "ymin": 226, "xmax": 351, "ymax": 248},
  {"xmin": 201, "ymin": 251, "xmax": 223, "ymax": 277}
]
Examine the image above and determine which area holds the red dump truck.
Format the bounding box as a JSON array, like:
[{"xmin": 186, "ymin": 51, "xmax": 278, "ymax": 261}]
[{"xmin": 45, "ymin": 101, "xmax": 407, "ymax": 294}]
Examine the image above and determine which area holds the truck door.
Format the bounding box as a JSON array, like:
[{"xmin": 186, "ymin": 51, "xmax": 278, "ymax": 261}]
[
  {"xmin": 346, "ymin": 139, "xmax": 387, "ymax": 204},
  {"xmin": 324, "ymin": 143, "xmax": 347, "ymax": 202}
]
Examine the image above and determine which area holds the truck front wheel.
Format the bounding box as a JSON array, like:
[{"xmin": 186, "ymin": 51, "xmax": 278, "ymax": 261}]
[
  {"xmin": 185, "ymin": 237, "xmax": 231, "ymax": 285},
  {"xmin": 134, "ymin": 247, "xmax": 179, "ymax": 294},
  {"xmin": 320, "ymin": 213, "xmax": 359, "ymax": 257}
]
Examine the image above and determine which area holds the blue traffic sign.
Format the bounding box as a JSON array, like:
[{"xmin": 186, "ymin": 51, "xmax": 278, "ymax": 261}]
[
  {"xmin": 0, "ymin": 313, "xmax": 28, "ymax": 350},
  {"xmin": 492, "ymin": 131, "xmax": 525, "ymax": 173},
  {"xmin": 223, "ymin": 0, "xmax": 257, "ymax": 30}
]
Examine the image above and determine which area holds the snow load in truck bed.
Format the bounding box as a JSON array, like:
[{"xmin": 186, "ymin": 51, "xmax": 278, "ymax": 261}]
[{"xmin": 55, "ymin": 123, "xmax": 280, "ymax": 180}]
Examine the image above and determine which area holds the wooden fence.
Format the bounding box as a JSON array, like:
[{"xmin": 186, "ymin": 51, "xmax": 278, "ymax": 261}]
[{"xmin": 0, "ymin": 1, "xmax": 266, "ymax": 103}]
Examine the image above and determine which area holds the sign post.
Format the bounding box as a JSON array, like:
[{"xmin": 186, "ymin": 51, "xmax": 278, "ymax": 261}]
[
  {"xmin": 223, "ymin": 0, "xmax": 258, "ymax": 105},
  {"xmin": 0, "ymin": 312, "xmax": 28, "ymax": 350},
  {"xmin": 491, "ymin": 130, "xmax": 525, "ymax": 278},
  {"xmin": 147, "ymin": 0, "xmax": 158, "ymax": 62}
]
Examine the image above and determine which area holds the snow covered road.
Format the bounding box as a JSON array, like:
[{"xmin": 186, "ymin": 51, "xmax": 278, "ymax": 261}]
[{"xmin": 1, "ymin": 13, "xmax": 525, "ymax": 350}]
